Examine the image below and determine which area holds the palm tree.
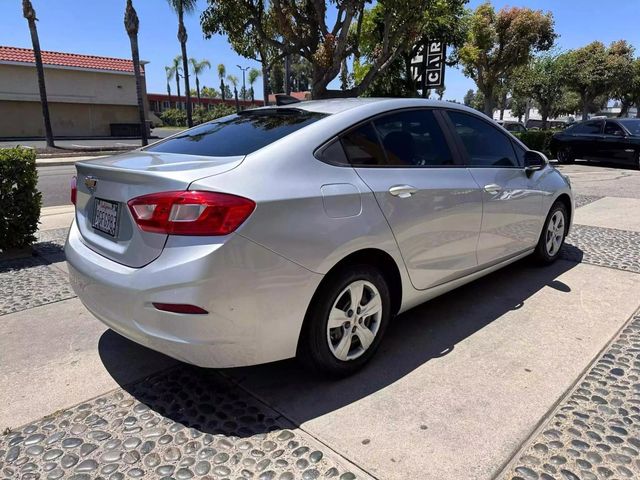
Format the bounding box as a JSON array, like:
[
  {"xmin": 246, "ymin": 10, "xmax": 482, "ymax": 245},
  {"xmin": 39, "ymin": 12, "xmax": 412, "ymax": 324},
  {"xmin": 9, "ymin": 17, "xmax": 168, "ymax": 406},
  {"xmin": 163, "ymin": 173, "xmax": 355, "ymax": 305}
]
[
  {"xmin": 217, "ymin": 63, "xmax": 226, "ymax": 102},
  {"xmin": 124, "ymin": 0, "xmax": 148, "ymax": 146},
  {"xmin": 22, "ymin": 0, "xmax": 54, "ymax": 147},
  {"xmin": 171, "ymin": 55, "xmax": 182, "ymax": 109},
  {"xmin": 165, "ymin": 66, "xmax": 173, "ymax": 107},
  {"xmin": 189, "ymin": 58, "xmax": 211, "ymax": 107},
  {"xmin": 247, "ymin": 68, "xmax": 261, "ymax": 103},
  {"xmin": 227, "ymin": 75, "xmax": 240, "ymax": 112},
  {"xmin": 166, "ymin": 0, "xmax": 197, "ymax": 128}
]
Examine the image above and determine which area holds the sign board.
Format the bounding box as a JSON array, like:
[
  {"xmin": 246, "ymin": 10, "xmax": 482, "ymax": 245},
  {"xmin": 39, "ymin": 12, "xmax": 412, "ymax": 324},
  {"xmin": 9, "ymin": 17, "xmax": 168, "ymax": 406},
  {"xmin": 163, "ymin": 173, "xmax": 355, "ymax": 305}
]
[{"xmin": 411, "ymin": 40, "xmax": 447, "ymax": 95}]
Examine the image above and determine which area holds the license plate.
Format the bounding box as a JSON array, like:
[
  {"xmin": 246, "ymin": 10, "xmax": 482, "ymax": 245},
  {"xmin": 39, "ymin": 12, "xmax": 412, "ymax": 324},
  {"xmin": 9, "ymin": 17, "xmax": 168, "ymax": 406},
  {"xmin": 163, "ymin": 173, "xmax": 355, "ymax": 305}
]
[{"xmin": 92, "ymin": 198, "xmax": 119, "ymax": 237}]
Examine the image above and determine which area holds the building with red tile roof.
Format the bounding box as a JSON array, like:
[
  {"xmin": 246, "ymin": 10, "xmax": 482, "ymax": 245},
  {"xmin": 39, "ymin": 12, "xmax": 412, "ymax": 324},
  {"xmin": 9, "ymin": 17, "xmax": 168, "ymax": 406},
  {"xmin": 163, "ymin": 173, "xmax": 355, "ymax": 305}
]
[{"xmin": 0, "ymin": 46, "xmax": 149, "ymax": 138}]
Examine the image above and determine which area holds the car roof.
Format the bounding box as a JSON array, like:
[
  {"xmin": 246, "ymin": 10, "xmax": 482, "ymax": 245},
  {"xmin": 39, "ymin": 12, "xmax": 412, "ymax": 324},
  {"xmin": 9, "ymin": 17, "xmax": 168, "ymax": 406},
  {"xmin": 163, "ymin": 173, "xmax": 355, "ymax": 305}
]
[{"xmin": 249, "ymin": 97, "xmax": 480, "ymax": 116}]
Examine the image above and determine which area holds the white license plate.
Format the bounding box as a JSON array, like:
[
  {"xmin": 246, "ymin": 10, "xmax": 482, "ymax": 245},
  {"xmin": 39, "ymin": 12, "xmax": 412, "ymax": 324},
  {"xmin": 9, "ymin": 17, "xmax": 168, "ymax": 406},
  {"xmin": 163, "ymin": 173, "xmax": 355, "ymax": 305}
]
[{"xmin": 92, "ymin": 198, "xmax": 119, "ymax": 237}]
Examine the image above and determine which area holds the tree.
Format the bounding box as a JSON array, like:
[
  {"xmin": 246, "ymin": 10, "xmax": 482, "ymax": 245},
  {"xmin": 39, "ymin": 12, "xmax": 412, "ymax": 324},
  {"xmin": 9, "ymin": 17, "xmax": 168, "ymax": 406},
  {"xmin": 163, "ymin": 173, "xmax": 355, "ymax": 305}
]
[
  {"xmin": 355, "ymin": 1, "xmax": 469, "ymax": 98},
  {"xmin": 227, "ymin": 74, "xmax": 240, "ymax": 111},
  {"xmin": 247, "ymin": 68, "xmax": 261, "ymax": 102},
  {"xmin": 124, "ymin": 0, "xmax": 148, "ymax": 146},
  {"xmin": 167, "ymin": 0, "xmax": 197, "ymax": 127},
  {"xmin": 459, "ymin": 3, "xmax": 555, "ymax": 116},
  {"xmin": 201, "ymin": 0, "xmax": 458, "ymax": 99},
  {"xmin": 165, "ymin": 66, "xmax": 173, "ymax": 105},
  {"xmin": 561, "ymin": 41, "xmax": 634, "ymax": 120},
  {"xmin": 189, "ymin": 58, "xmax": 211, "ymax": 107},
  {"xmin": 436, "ymin": 86, "xmax": 445, "ymax": 101},
  {"xmin": 200, "ymin": 86, "xmax": 219, "ymax": 98},
  {"xmin": 217, "ymin": 63, "xmax": 226, "ymax": 101},
  {"xmin": 22, "ymin": 0, "xmax": 54, "ymax": 147},
  {"xmin": 512, "ymin": 55, "xmax": 567, "ymax": 129},
  {"xmin": 463, "ymin": 89, "xmax": 475, "ymax": 107},
  {"xmin": 270, "ymin": 61, "xmax": 284, "ymax": 93},
  {"xmin": 170, "ymin": 55, "xmax": 183, "ymax": 108},
  {"xmin": 463, "ymin": 89, "xmax": 485, "ymax": 111}
]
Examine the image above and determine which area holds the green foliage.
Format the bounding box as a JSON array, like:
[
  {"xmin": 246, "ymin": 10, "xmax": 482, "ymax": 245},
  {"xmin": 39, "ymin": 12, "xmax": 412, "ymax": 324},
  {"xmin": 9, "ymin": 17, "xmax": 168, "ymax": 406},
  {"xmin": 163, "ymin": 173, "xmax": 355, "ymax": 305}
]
[
  {"xmin": 463, "ymin": 89, "xmax": 485, "ymax": 111},
  {"xmin": 0, "ymin": 147, "xmax": 41, "ymax": 251},
  {"xmin": 160, "ymin": 108, "xmax": 187, "ymax": 127},
  {"xmin": 200, "ymin": 86, "xmax": 219, "ymax": 98},
  {"xmin": 459, "ymin": 3, "xmax": 556, "ymax": 115},
  {"xmin": 513, "ymin": 131, "xmax": 555, "ymax": 157}
]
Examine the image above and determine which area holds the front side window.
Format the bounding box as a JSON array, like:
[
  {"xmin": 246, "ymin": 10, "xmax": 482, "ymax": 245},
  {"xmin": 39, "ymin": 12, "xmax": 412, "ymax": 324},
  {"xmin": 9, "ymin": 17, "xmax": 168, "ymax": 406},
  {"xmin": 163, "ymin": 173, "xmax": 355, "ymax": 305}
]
[
  {"xmin": 373, "ymin": 110, "xmax": 454, "ymax": 166},
  {"xmin": 447, "ymin": 111, "xmax": 519, "ymax": 167},
  {"xmin": 618, "ymin": 119, "xmax": 640, "ymax": 135},
  {"xmin": 571, "ymin": 121, "xmax": 603, "ymax": 134},
  {"xmin": 604, "ymin": 121, "xmax": 625, "ymax": 136},
  {"xmin": 146, "ymin": 109, "xmax": 326, "ymax": 157}
]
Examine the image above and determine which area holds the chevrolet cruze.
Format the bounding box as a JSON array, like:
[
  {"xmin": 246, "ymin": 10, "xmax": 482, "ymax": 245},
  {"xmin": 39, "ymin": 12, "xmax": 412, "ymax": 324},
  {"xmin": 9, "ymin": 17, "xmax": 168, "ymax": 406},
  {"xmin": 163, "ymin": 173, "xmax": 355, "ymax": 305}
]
[{"xmin": 65, "ymin": 98, "xmax": 573, "ymax": 376}]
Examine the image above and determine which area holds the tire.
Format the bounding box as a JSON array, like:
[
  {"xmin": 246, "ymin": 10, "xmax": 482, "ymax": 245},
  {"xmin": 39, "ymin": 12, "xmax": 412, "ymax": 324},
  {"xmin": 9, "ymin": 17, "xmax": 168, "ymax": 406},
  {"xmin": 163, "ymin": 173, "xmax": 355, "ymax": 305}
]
[
  {"xmin": 556, "ymin": 146, "xmax": 574, "ymax": 164},
  {"xmin": 533, "ymin": 201, "xmax": 569, "ymax": 265},
  {"xmin": 634, "ymin": 150, "xmax": 640, "ymax": 170},
  {"xmin": 298, "ymin": 264, "xmax": 391, "ymax": 377}
]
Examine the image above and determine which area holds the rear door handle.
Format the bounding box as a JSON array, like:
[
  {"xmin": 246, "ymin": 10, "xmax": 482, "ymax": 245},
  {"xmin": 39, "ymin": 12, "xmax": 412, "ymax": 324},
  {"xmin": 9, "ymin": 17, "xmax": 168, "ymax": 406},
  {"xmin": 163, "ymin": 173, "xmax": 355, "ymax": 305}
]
[
  {"xmin": 483, "ymin": 184, "xmax": 503, "ymax": 195},
  {"xmin": 389, "ymin": 185, "xmax": 418, "ymax": 198}
]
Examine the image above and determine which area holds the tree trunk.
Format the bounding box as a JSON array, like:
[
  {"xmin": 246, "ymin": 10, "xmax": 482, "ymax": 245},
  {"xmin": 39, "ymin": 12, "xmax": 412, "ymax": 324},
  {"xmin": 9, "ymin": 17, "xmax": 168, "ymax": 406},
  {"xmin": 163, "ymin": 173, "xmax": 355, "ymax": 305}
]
[
  {"xmin": 128, "ymin": 33, "xmax": 148, "ymax": 146},
  {"xmin": 261, "ymin": 63, "xmax": 269, "ymax": 106},
  {"xmin": 196, "ymin": 76, "xmax": 201, "ymax": 107},
  {"xmin": 177, "ymin": 11, "xmax": 192, "ymax": 128},
  {"xmin": 167, "ymin": 83, "xmax": 172, "ymax": 107},
  {"xmin": 581, "ymin": 93, "xmax": 589, "ymax": 121},
  {"xmin": 499, "ymin": 107, "xmax": 505, "ymax": 121},
  {"xmin": 220, "ymin": 79, "xmax": 225, "ymax": 102},
  {"xmin": 234, "ymin": 88, "xmax": 239, "ymax": 112},
  {"xmin": 176, "ymin": 75, "xmax": 181, "ymax": 109},
  {"xmin": 483, "ymin": 96, "xmax": 495, "ymax": 118},
  {"xmin": 284, "ymin": 55, "xmax": 291, "ymax": 95},
  {"xmin": 541, "ymin": 114, "xmax": 548, "ymax": 130},
  {"xmin": 25, "ymin": 11, "xmax": 54, "ymax": 147},
  {"xmin": 619, "ymin": 101, "xmax": 630, "ymax": 118}
]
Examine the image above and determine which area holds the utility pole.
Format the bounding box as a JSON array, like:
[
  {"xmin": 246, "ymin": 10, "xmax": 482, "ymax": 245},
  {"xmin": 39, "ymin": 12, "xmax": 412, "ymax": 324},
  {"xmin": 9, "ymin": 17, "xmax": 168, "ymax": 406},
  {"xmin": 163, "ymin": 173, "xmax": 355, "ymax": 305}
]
[{"xmin": 237, "ymin": 65, "xmax": 250, "ymax": 102}]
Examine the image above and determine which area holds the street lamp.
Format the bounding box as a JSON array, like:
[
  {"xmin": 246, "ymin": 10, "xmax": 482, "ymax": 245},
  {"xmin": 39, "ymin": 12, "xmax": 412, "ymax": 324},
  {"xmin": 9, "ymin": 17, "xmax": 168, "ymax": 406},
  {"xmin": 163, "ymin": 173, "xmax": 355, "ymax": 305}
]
[{"xmin": 237, "ymin": 65, "xmax": 250, "ymax": 102}]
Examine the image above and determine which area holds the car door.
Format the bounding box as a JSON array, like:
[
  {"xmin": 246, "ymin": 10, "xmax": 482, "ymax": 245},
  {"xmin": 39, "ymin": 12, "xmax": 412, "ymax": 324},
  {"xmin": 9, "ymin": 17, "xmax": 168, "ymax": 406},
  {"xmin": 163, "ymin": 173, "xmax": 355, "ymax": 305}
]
[
  {"xmin": 602, "ymin": 120, "xmax": 635, "ymax": 163},
  {"xmin": 443, "ymin": 110, "xmax": 545, "ymax": 267},
  {"xmin": 572, "ymin": 120, "xmax": 604, "ymax": 160},
  {"xmin": 342, "ymin": 109, "xmax": 483, "ymax": 290}
]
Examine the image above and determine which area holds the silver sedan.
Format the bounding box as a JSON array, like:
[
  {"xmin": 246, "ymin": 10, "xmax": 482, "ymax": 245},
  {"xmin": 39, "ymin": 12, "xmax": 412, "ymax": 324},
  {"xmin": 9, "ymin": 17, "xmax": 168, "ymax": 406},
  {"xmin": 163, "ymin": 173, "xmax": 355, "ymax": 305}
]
[{"xmin": 65, "ymin": 98, "xmax": 573, "ymax": 376}]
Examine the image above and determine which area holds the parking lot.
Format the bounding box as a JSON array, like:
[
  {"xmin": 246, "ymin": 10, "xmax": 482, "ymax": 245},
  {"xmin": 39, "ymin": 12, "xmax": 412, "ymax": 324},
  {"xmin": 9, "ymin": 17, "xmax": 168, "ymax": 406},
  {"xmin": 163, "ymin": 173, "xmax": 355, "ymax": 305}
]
[{"xmin": 1, "ymin": 162, "xmax": 640, "ymax": 479}]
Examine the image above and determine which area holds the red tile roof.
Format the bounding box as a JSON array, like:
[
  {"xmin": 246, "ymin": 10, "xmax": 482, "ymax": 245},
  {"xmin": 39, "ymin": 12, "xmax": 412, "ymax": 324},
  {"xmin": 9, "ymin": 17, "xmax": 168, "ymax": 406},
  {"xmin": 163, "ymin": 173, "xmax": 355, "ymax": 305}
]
[{"xmin": 0, "ymin": 46, "xmax": 140, "ymax": 74}]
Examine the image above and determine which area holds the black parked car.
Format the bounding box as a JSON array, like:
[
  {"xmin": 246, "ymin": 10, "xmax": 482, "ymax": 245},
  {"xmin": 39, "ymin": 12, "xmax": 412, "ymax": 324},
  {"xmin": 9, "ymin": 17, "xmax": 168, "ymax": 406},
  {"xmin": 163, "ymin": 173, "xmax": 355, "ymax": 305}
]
[{"xmin": 550, "ymin": 118, "xmax": 640, "ymax": 168}]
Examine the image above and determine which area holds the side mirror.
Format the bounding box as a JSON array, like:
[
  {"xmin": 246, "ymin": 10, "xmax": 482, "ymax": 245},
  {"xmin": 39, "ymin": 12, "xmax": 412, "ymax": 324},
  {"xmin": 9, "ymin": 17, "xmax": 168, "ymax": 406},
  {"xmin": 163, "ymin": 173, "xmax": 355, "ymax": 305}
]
[{"xmin": 524, "ymin": 150, "xmax": 547, "ymax": 173}]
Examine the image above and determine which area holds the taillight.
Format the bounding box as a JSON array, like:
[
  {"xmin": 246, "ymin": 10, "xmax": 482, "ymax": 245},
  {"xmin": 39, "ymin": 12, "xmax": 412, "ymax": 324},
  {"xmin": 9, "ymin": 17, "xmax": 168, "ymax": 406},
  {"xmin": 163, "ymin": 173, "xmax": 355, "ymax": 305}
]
[
  {"xmin": 70, "ymin": 176, "xmax": 77, "ymax": 205},
  {"xmin": 127, "ymin": 191, "xmax": 255, "ymax": 236}
]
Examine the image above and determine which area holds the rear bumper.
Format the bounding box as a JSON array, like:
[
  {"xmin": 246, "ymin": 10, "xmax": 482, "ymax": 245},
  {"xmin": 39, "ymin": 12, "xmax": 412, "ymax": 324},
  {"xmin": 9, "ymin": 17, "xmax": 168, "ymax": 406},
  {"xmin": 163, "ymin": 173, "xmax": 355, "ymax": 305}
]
[{"xmin": 65, "ymin": 221, "xmax": 323, "ymax": 368}]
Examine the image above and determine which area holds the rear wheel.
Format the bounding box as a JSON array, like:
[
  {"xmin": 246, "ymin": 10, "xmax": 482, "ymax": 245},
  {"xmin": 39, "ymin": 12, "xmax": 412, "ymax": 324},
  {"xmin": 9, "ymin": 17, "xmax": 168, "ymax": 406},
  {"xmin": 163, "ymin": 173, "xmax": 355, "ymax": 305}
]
[
  {"xmin": 533, "ymin": 201, "xmax": 568, "ymax": 264},
  {"xmin": 556, "ymin": 146, "xmax": 574, "ymax": 164},
  {"xmin": 298, "ymin": 265, "xmax": 391, "ymax": 377},
  {"xmin": 634, "ymin": 150, "xmax": 640, "ymax": 170}
]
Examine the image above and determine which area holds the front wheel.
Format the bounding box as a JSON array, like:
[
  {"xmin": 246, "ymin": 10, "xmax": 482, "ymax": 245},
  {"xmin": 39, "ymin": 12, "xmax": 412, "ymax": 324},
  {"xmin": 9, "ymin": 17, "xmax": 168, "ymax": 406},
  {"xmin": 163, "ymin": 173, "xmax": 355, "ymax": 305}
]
[
  {"xmin": 298, "ymin": 265, "xmax": 391, "ymax": 377},
  {"xmin": 533, "ymin": 201, "xmax": 568, "ymax": 264}
]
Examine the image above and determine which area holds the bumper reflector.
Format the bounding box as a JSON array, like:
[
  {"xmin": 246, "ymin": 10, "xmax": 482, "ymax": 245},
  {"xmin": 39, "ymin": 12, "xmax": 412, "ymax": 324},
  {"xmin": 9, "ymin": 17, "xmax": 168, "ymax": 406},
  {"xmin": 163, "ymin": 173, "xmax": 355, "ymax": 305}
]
[{"xmin": 152, "ymin": 303, "xmax": 209, "ymax": 315}]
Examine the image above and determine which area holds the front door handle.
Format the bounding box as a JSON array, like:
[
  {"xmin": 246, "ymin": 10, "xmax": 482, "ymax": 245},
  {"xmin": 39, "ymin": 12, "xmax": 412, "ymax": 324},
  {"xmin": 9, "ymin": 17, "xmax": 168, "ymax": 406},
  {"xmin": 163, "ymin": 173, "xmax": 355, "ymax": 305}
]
[
  {"xmin": 483, "ymin": 183, "xmax": 503, "ymax": 195},
  {"xmin": 389, "ymin": 184, "xmax": 418, "ymax": 198}
]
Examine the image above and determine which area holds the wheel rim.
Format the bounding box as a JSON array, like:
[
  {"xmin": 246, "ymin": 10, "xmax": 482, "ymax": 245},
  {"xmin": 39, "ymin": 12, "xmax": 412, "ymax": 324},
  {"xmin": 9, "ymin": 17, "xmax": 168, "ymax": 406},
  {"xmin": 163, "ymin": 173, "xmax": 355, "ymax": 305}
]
[
  {"xmin": 545, "ymin": 210, "xmax": 565, "ymax": 256},
  {"xmin": 558, "ymin": 148, "xmax": 569, "ymax": 163},
  {"xmin": 326, "ymin": 280, "xmax": 382, "ymax": 361}
]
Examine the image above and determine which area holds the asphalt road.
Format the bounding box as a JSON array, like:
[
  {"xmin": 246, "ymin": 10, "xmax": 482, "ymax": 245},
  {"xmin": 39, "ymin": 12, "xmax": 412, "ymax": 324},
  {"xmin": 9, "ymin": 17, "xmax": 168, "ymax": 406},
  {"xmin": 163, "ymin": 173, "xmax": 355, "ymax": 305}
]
[{"xmin": 37, "ymin": 165, "xmax": 75, "ymax": 207}]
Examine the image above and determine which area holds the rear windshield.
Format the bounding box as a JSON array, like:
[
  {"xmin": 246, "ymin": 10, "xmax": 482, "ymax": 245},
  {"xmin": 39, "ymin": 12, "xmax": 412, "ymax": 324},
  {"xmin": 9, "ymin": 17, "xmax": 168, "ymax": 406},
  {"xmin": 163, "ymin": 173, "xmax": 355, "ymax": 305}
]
[{"xmin": 146, "ymin": 109, "xmax": 327, "ymax": 157}]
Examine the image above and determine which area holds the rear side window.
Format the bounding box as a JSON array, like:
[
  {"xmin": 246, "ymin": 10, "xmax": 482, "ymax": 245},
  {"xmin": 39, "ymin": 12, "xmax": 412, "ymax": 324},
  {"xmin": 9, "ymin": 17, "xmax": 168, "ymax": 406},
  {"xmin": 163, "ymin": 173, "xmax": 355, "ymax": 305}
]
[
  {"xmin": 340, "ymin": 123, "xmax": 387, "ymax": 166},
  {"xmin": 373, "ymin": 110, "xmax": 454, "ymax": 166},
  {"xmin": 146, "ymin": 109, "xmax": 326, "ymax": 157},
  {"xmin": 447, "ymin": 111, "xmax": 519, "ymax": 167}
]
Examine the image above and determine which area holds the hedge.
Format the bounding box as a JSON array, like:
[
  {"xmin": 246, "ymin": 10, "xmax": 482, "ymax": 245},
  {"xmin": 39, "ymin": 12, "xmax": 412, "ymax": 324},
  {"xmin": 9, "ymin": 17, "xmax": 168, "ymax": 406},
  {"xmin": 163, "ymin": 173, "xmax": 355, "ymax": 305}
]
[
  {"xmin": 0, "ymin": 147, "xmax": 42, "ymax": 251},
  {"xmin": 513, "ymin": 131, "xmax": 555, "ymax": 158}
]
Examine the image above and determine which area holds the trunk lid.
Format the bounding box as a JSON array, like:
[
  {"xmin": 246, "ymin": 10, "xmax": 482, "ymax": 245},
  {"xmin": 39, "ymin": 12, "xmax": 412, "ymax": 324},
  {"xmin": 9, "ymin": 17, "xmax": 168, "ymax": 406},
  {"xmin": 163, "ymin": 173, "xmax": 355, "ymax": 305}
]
[{"xmin": 74, "ymin": 151, "xmax": 244, "ymax": 267}]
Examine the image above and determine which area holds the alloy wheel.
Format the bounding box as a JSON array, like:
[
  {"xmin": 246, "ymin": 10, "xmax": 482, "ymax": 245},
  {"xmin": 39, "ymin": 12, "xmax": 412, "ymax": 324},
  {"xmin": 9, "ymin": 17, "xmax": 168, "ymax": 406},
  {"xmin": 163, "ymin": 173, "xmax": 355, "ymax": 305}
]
[
  {"xmin": 546, "ymin": 210, "xmax": 566, "ymax": 256},
  {"xmin": 326, "ymin": 280, "xmax": 382, "ymax": 361}
]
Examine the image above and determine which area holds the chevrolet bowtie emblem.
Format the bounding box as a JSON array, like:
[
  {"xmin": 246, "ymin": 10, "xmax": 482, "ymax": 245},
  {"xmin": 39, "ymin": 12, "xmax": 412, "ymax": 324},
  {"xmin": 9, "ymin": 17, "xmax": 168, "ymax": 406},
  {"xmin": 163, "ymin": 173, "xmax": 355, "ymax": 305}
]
[{"xmin": 84, "ymin": 176, "xmax": 98, "ymax": 191}]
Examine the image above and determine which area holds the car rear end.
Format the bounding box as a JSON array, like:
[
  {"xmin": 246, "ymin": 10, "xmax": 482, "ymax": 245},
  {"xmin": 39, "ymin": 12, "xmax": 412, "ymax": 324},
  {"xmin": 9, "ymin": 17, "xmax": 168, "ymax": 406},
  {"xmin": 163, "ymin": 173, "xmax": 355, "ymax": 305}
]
[{"xmin": 65, "ymin": 110, "xmax": 327, "ymax": 367}]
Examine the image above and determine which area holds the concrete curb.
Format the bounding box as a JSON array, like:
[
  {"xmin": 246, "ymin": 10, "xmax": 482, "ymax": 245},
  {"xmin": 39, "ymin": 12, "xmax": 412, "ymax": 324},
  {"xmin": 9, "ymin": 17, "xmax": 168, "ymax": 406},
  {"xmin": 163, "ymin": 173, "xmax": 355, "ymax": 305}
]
[{"xmin": 36, "ymin": 156, "xmax": 106, "ymax": 167}]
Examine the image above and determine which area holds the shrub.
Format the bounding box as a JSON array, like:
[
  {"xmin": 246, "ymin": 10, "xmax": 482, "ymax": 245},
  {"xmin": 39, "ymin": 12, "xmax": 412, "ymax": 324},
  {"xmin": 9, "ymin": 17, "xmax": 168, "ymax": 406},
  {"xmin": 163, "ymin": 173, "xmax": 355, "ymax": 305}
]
[
  {"xmin": 513, "ymin": 130, "xmax": 555, "ymax": 157},
  {"xmin": 160, "ymin": 108, "xmax": 187, "ymax": 127},
  {"xmin": 0, "ymin": 147, "xmax": 42, "ymax": 251},
  {"xmin": 193, "ymin": 104, "xmax": 237, "ymax": 125}
]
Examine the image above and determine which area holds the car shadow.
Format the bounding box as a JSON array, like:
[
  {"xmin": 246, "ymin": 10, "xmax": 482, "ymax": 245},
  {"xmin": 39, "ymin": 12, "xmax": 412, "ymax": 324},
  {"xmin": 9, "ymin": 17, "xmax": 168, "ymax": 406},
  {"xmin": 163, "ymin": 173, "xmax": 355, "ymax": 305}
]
[{"xmin": 98, "ymin": 254, "xmax": 580, "ymax": 436}]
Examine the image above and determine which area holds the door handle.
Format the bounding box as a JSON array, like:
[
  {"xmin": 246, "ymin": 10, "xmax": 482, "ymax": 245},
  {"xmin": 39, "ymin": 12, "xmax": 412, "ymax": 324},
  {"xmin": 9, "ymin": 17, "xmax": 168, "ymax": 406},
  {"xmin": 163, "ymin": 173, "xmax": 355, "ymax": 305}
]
[
  {"xmin": 389, "ymin": 185, "xmax": 418, "ymax": 198},
  {"xmin": 483, "ymin": 183, "xmax": 503, "ymax": 195}
]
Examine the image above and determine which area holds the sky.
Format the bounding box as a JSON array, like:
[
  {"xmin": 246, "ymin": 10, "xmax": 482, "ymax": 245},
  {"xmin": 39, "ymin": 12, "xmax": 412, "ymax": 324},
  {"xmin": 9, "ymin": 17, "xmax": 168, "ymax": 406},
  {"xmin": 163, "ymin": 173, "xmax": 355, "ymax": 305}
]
[{"xmin": 3, "ymin": 0, "xmax": 640, "ymax": 102}]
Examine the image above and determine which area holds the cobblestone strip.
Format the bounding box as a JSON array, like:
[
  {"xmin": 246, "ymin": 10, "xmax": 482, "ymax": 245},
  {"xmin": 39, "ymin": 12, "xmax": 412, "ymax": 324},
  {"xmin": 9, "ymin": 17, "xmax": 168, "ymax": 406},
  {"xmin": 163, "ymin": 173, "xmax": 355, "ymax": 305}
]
[
  {"xmin": 562, "ymin": 225, "xmax": 640, "ymax": 274},
  {"xmin": 503, "ymin": 311, "xmax": 640, "ymax": 480},
  {"xmin": 0, "ymin": 366, "xmax": 362, "ymax": 480},
  {"xmin": 574, "ymin": 195, "xmax": 604, "ymax": 209}
]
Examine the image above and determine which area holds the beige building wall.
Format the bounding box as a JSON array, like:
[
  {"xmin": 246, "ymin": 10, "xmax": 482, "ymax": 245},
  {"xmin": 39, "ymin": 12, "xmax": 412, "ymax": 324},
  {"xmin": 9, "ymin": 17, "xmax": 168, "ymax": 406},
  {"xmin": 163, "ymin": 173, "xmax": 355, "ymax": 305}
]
[{"xmin": 0, "ymin": 62, "xmax": 146, "ymax": 137}]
